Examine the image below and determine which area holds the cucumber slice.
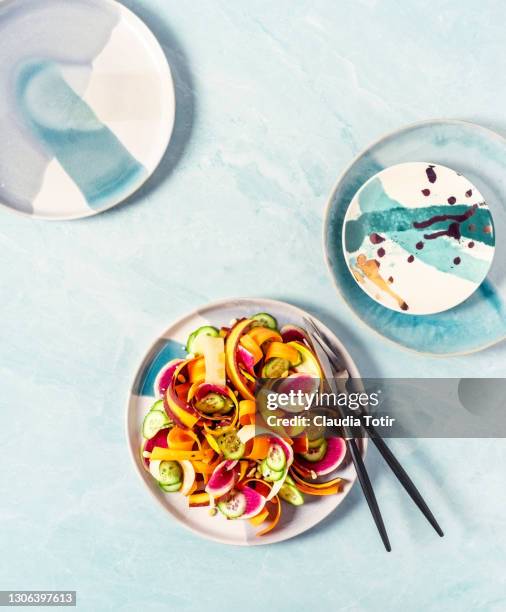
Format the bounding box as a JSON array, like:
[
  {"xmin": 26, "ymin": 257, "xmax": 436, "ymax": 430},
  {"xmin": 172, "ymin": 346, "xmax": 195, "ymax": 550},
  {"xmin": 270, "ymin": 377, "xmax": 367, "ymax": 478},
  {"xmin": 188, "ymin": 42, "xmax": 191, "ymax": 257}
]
[
  {"xmin": 196, "ymin": 392, "xmax": 226, "ymax": 414},
  {"xmin": 305, "ymin": 420, "xmax": 326, "ymax": 443},
  {"xmin": 266, "ymin": 442, "xmax": 286, "ymax": 471},
  {"xmin": 219, "ymin": 396, "xmax": 235, "ymax": 414},
  {"xmin": 217, "ymin": 491, "xmax": 246, "ymax": 518},
  {"xmin": 251, "ymin": 313, "xmax": 278, "ymax": 330},
  {"xmin": 260, "ymin": 458, "xmax": 284, "ymax": 481},
  {"xmin": 285, "ymin": 473, "xmax": 296, "ymax": 486},
  {"xmin": 186, "ymin": 326, "xmax": 219, "ymax": 354},
  {"xmin": 300, "ymin": 438, "xmax": 328, "ymax": 462},
  {"xmin": 218, "ymin": 432, "xmax": 245, "ymax": 459},
  {"xmin": 149, "ymin": 399, "xmax": 165, "ymax": 412},
  {"xmin": 158, "ymin": 460, "xmax": 182, "ymax": 485},
  {"xmin": 308, "ymin": 436, "xmax": 325, "ymax": 449},
  {"xmin": 279, "ymin": 483, "xmax": 304, "ymax": 506},
  {"xmin": 262, "ymin": 357, "xmax": 290, "ymax": 378},
  {"xmin": 159, "ymin": 481, "xmax": 182, "ymax": 493},
  {"xmin": 142, "ymin": 410, "xmax": 171, "ymax": 439}
]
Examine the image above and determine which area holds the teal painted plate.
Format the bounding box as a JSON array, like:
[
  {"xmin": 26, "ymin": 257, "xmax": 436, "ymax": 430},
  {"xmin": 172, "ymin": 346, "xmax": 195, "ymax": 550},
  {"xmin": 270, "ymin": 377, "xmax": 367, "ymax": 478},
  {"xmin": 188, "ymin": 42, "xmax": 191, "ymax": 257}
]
[
  {"xmin": 0, "ymin": 0, "xmax": 174, "ymax": 220},
  {"xmin": 342, "ymin": 162, "xmax": 495, "ymax": 315},
  {"xmin": 324, "ymin": 120, "xmax": 506, "ymax": 355}
]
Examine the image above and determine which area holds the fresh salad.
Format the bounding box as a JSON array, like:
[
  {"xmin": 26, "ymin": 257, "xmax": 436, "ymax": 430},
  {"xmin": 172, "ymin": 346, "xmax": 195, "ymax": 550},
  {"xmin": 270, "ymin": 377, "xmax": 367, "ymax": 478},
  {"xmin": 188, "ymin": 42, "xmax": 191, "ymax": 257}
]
[{"xmin": 141, "ymin": 312, "xmax": 347, "ymax": 536}]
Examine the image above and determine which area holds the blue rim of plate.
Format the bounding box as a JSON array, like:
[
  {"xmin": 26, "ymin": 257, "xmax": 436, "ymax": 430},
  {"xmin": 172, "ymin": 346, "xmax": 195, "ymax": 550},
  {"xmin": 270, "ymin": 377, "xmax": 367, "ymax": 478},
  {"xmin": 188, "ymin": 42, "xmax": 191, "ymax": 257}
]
[{"xmin": 323, "ymin": 119, "xmax": 506, "ymax": 356}]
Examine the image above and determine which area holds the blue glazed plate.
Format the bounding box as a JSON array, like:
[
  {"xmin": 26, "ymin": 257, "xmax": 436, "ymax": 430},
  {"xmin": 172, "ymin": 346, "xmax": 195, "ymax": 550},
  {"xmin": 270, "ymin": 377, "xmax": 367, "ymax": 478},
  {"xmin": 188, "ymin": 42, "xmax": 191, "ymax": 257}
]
[
  {"xmin": 324, "ymin": 120, "xmax": 506, "ymax": 355},
  {"xmin": 0, "ymin": 0, "xmax": 174, "ymax": 220},
  {"xmin": 126, "ymin": 298, "xmax": 364, "ymax": 545}
]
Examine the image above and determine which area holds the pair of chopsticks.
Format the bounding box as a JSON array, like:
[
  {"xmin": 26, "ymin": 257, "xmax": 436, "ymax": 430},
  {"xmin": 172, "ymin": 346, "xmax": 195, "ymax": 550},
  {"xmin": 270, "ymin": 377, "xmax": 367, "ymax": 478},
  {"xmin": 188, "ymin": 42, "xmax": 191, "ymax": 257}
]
[{"xmin": 303, "ymin": 316, "xmax": 444, "ymax": 551}]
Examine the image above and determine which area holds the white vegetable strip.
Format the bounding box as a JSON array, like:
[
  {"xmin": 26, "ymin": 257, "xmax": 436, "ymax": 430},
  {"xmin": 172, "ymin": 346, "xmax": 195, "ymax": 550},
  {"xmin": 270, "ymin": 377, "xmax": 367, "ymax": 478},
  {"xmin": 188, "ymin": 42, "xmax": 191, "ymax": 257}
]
[
  {"xmin": 179, "ymin": 460, "xmax": 196, "ymax": 496},
  {"xmin": 149, "ymin": 460, "xmax": 162, "ymax": 481}
]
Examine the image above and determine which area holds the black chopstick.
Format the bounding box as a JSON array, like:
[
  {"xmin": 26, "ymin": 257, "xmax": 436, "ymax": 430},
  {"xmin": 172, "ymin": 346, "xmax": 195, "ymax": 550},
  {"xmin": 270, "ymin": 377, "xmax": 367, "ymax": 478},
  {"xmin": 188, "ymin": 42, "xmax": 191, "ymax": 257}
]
[
  {"xmin": 304, "ymin": 316, "xmax": 444, "ymax": 540},
  {"xmin": 363, "ymin": 423, "xmax": 444, "ymax": 537},
  {"xmin": 308, "ymin": 328, "xmax": 392, "ymax": 551},
  {"xmin": 347, "ymin": 437, "xmax": 392, "ymax": 551}
]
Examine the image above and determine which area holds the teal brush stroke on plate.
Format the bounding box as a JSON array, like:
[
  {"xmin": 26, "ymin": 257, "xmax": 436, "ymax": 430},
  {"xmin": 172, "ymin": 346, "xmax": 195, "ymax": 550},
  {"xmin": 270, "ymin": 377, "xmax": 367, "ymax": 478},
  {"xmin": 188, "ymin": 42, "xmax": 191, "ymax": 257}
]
[
  {"xmin": 0, "ymin": 0, "xmax": 120, "ymax": 215},
  {"xmin": 133, "ymin": 339, "xmax": 185, "ymax": 397},
  {"xmin": 325, "ymin": 121, "xmax": 506, "ymax": 355},
  {"xmin": 345, "ymin": 203, "xmax": 494, "ymax": 283},
  {"xmin": 345, "ymin": 205, "xmax": 494, "ymax": 251},
  {"xmin": 17, "ymin": 60, "xmax": 147, "ymax": 209}
]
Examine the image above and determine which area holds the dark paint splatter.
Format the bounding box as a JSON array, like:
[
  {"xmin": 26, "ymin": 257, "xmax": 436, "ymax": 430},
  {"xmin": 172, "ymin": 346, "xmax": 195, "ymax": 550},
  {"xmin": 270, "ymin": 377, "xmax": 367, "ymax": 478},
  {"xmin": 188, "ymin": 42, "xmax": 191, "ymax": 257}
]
[
  {"xmin": 416, "ymin": 241, "xmax": 424, "ymax": 250},
  {"xmin": 421, "ymin": 189, "xmax": 430, "ymax": 196},
  {"xmin": 424, "ymin": 222, "xmax": 461, "ymax": 241},
  {"xmin": 426, "ymin": 165, "xmax": 437, "ymax": 183},
  {"xmin": 453, "ymin": 257, "xmax": 461, "ymax": 265},
  {"xmin": 466, "ymin": 189, "xmax": 472, "ymax": 197},
  {"xmin": 407, "ymin": 255, "xmax": 415, "ymax": 263},
  {"xmin": 414, "ymin": 205, "xmax": 477, "ymax": 242},
  {"xmin": 468, "ymin": 241, "xmax": 475, "ymax": 248},
  {"xmin": 400, "ymin": 302, "xmax": 409, "ymax": 311},
  {"xmin": 369, "ymin": 232, "xmax": 385, "ymax": 244},
  {"xmin": 388, "ymin": 276, "xmax": 394, "ymax": 283},
  {"xmin": 447, "ymin": 196, "xmax": 456, "ymax": 205},
  {"xmin": 377, "ymin": 247, "xmax": 385, "ymax": 257},
  {"xmin": 413, "ymin": 205, "xmax": 477, "ymax": 229}
]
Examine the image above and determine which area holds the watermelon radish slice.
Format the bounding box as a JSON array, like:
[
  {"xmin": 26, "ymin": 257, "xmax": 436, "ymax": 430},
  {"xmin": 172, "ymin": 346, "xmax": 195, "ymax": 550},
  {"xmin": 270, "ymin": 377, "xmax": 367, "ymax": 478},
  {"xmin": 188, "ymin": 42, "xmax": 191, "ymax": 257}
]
[
  {"xmin": 154, "ymin": 359, "xmax": 183, "ymax": 396},
  {"xmin": 236, "ymin": 345, "xmax": 255, "ymax": 373},
  {"xmin": 275, "ymin": 373, "xmax": 319, "ymax": 413},
  {"xmin": 205, "ymin": 459, "xmax": 238, "ymax": 498},
  {"xmin": 238, "ymin": 486, "xmax": 267, "ymax": 519},
  {"xmin": 280, "ymin": 325, "xmax": 308, "ymax": 344},
  {"xmin": 276, "ymin": 373, "xmax": 318, "ymax": 395},
  {"xmin": 142, "ymin": 428, "xmax": 168, "ymax": 469},
  {"xmin": 296, "ymin": 437, "xmax": 346, "ymax": 476}
]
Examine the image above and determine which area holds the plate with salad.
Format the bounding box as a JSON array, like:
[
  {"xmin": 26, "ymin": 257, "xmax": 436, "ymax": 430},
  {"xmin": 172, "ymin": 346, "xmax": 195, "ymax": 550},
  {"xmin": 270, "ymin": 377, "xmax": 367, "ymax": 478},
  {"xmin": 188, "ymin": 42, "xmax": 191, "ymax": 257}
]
[{"xmin": 126, "ymin": 298, "xmax": 364, "ymax": 545}]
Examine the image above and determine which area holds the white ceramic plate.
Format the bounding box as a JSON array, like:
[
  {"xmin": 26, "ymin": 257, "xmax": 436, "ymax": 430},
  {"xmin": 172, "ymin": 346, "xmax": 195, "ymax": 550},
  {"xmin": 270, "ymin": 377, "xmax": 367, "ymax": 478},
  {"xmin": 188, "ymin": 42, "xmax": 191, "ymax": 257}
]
[
  {"xmin": 0, "ymin": 0, "xmax": 175, "ymax": 220},
  {"xmin": 126, "ymin": 298, "xmax": 364, "ymax": 546}
]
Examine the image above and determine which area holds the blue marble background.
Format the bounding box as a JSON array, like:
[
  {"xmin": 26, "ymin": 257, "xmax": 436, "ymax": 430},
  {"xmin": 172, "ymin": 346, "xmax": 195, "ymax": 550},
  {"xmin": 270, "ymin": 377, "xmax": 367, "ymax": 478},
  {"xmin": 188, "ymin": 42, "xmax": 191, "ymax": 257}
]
[{"xmin": 1, "ymin": 1, "xmax": 505, "ymax": 610}]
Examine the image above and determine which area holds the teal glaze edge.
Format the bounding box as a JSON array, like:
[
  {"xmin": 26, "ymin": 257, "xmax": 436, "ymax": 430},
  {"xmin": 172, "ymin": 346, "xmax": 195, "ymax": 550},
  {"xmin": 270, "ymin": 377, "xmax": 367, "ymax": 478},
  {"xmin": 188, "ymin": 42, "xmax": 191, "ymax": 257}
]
[
  {"xmin": 322, "ymin": 121, "xmax": 506, "ymax": 355},
  {"xmin": 131, "ymin": 339, "xmax": 185, "ymax": 397}
]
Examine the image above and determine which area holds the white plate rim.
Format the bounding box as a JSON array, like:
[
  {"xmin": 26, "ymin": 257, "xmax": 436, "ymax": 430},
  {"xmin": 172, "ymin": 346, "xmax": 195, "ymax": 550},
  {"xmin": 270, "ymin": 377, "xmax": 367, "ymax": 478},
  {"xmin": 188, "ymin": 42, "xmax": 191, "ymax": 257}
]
[
  {"xmin": 0, "ymin": 0, "xmax": 175, "ymax": 221},
  {"xmin": 125, "ymin": 297, "xmax": 366, "ymax": 546},
  {"xmin": 322, "ymin": 118, "xmax": 506, "ymax": 357}
]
